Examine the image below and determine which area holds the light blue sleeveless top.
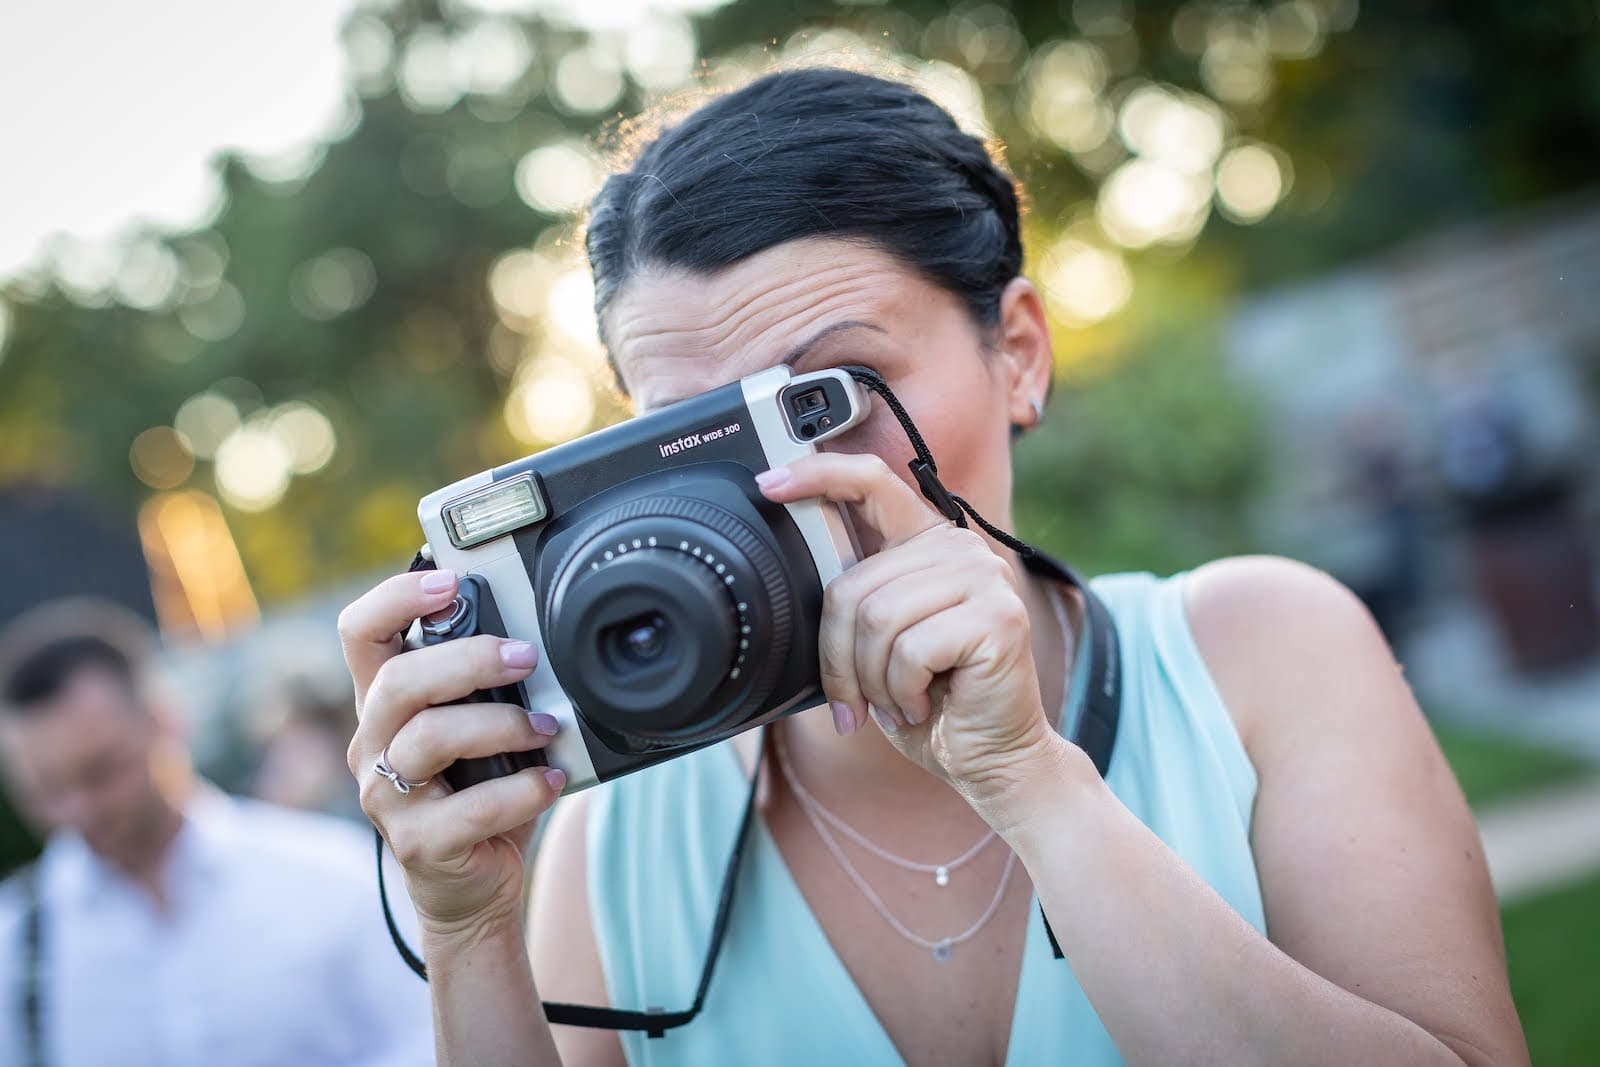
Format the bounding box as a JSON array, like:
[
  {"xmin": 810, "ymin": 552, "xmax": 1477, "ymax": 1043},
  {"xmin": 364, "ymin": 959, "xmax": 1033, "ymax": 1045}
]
[{"xmin": 585, "ymin": 571, "xmax": 1265, "ymax": 1065}]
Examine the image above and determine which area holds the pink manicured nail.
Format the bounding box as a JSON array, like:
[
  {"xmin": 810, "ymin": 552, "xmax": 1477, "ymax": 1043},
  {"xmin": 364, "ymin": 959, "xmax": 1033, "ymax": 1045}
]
[
  {"xmin": 830, "ymin": 701, "xmax": 856, "ymax": 735},
  {"xmin": 500, "ymin": 640, "xmax": 538, "ymax": 668},
  {"xmin": 420, "ymin": 570, "xmax": 456, "ymax": 594},
  {"xmin": 872, "ymin": 708, "xmax": 899, "ymax": 734},
  {"xmin": 528, "ymin": 712, "xmax": 560, "ymax": 736},
  {"xmin": 543, "ymin": 767, "xmax": 567, "ymax": 792},
  {"xmin": 754, "ymin": 468, "xmax": 793, "ymax": 492}
]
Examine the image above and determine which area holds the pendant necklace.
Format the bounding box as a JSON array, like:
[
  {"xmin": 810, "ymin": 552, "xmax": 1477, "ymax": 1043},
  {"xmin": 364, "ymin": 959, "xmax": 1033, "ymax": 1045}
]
[{"xmin": 774, "ymin": 581, "xmax": 1076, "ymax": 961}]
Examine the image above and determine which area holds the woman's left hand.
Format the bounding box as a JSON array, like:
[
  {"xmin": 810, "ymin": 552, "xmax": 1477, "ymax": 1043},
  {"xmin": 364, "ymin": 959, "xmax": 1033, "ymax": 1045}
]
[{"xmin": 755, "ymin": 451, "xmax": 1065, "ymax": 815}]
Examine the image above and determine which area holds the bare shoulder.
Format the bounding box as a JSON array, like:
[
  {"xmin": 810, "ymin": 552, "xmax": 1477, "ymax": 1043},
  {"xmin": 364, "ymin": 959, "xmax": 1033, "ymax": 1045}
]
[
  {"xmin": 528, "ymin": 791, "xmax": 626, "ymax": 1067},
  {"xmin": 1180, "ymin": 555, "xmax": 1529, "ymax": 1064},
  {"xmin": 1180, "ymin": 553, "xmax": 1399, "ymax": 752}
]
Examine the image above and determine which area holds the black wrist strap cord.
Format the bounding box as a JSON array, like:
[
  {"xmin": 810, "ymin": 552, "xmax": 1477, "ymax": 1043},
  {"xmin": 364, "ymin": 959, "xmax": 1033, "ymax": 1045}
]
[
  {"xmin": 376, "ymin": 366, "xmax": 1122, "ymax": 1035},
  {"xmin": 376, "ymin": 751, "xmax": 764, "ymax": 1039}
]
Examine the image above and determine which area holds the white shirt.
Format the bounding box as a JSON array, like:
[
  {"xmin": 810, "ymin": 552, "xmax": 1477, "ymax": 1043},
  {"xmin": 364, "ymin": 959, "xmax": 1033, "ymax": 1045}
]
[{"xmin": 0, "ymin": 790, "xmax": 436, "ymax": 1067}]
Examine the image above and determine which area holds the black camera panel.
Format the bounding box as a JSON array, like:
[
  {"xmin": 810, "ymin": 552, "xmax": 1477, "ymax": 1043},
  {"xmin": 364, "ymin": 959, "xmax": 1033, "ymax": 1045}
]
[{"xmin": 417, "ymin": 575, "xmax": 548, "ymax": 791}]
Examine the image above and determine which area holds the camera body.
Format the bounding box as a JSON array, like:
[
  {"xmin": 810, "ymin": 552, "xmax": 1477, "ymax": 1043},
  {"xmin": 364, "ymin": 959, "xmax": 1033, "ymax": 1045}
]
[{"xmin": 414, "ymin": 366, "xmax": 869, "ymax": 792}]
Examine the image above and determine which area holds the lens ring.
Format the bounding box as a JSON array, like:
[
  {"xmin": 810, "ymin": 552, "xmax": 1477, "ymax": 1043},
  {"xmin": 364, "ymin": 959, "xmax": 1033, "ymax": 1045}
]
[{"xmin": 544, "ymin": 496, "xmax": 793, "ymax": 747}]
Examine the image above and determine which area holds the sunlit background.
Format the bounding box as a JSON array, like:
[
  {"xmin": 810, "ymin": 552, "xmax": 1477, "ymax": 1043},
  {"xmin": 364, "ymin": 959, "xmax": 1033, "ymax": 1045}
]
[{"xmin": 2, "ymin": 0, "xmax": 1600, "ymax": 1058}]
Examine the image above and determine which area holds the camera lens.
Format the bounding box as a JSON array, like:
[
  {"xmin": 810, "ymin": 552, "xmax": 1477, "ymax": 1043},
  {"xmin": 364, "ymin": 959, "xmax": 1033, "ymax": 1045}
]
[
  {"xmin": 602, "ymin": 613, "xmax": 668, "ymax": 666},
  {"xmin": 543, "ymin": 490, "xmax": 795, "ymax": 746},
  {"xmin": 626, "ymin": 617, "xmax": 665, "ymax": 659}
]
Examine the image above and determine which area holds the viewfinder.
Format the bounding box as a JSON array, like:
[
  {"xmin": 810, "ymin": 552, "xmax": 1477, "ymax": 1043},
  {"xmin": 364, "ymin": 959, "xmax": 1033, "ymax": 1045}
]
[{"xmin": 791, "ymin": 388, "xmax": 828, "ymax": 417}]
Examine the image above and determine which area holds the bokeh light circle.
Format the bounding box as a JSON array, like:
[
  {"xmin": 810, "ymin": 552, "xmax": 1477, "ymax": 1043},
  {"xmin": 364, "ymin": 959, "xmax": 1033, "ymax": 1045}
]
[
  {"xmin": 515, "ymin": 143, "xmax": 602, "ymax": 215},
  {"xmin": 174, "ymin": 391, "xmax": 241, "ymax": 459},
  {"xmin": 1216, "ymin": 143, "xmax": 1289, "ymax": 222},
  {"xmin": 506, "ymin": 357, "xmax": 595, "ymax": 444},
  {"xmin": 214, "ymin": 425, "xmax": 293, "ymax": 511},
  {"xmin": 129, "ymin": 426, "xmax": 195, "ymax": 489}
]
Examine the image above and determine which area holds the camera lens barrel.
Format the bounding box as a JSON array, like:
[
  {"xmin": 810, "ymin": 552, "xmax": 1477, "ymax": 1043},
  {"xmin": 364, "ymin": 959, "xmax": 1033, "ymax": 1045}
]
[{"xmin": 544, "ymin": 494, "xmax": 792, "ymax": 747}]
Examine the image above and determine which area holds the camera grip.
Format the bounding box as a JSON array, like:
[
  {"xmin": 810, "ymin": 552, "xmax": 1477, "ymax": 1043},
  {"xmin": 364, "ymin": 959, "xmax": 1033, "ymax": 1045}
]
[{"xmin": 417, "ymin": 575, "xmax": 548, "ymax": 791}]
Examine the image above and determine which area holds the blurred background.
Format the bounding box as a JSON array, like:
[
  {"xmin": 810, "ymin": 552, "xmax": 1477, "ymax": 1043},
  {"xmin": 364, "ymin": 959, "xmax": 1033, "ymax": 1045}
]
[{"xmin": 1, "ymin": 0, "xmax": 1597, "ymax": 1058}]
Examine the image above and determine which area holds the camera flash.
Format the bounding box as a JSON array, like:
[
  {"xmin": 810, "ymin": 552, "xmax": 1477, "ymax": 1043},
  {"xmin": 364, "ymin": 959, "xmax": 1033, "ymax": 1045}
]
[{"xmin": 443, "ymin": 475, "xmax": 548, "ymax": 549}]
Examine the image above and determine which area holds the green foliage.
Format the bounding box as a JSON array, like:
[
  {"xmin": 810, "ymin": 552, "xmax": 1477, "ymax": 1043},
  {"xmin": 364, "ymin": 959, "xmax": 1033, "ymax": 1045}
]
[
  {"xmin": 0, "ymin": 784, "xmax": 40, "ymax": 880},
  {"xmin": 1013, "ymin": 303, "xmax": 1267, "ymax": 577},
  {"xmin": 1, "ymin": 0, "xmax": 1598, "ymax": 604}
]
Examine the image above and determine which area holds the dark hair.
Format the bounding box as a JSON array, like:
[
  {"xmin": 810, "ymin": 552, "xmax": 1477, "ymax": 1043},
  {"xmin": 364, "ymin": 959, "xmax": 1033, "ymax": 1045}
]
[
  {"xmin": 0, "ymin": 601, "xmax": 155, "ymax": 717},
  {"xmin": 585, "ymin": 67, "xmax": 1023, "ymax": 371}
]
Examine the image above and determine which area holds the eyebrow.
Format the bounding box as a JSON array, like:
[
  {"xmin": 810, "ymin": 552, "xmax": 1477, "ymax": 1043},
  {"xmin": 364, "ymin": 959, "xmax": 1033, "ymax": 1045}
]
[
  {"xmin": 780, "ymin": 319, "xmax": 886, "ymax": 367},
  {"xmin": 644, "ymin": 319, "xmax": 887, "ymax": 410}
]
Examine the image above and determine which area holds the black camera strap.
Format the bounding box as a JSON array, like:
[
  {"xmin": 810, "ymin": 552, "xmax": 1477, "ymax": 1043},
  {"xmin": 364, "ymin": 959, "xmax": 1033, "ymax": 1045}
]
[
  {"xmin": 377, "ymin": 369, "xmax": 1122, "ymax": 1033},
  {"xmin": 12, "ymin": 862, "xmax": 46, "ymax": 1067},
  {"xmin": 842, "ymin": 366, "xmax": 1121, "ymax": 784}
]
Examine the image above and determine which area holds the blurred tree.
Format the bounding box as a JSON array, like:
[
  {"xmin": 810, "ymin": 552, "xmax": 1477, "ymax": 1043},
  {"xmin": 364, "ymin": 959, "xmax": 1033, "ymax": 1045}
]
[{"xmin": 0, "ymin": 0, "xmax": 1595, "ymax": 602}]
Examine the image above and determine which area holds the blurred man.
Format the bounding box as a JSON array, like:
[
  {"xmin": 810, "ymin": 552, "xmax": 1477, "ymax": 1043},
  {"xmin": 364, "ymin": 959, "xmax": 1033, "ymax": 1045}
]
[{"xmin": 0, "ymin": 600, "xmax": 434, "ymax": 1067}]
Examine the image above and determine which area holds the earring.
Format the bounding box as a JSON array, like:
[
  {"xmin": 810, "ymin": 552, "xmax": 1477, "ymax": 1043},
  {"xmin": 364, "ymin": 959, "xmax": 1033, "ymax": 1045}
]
[{"xmin": 1030, "ymin": 397, "xmax": 1045, "ymax": 425}]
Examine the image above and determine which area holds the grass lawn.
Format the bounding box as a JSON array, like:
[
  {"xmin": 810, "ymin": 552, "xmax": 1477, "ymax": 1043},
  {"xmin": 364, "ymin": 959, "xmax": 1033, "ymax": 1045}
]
[
  {"xmin": 1426, "ymin": 720, "xmax": 1599, "ymax": 1064},
  {"xmin": 1429, "ymin": 720, "xmax": 1596, "ymax": 808},
  {"xmin": 1502, "ymin": 871, "xmax": 1600, "ymax": 1066}
]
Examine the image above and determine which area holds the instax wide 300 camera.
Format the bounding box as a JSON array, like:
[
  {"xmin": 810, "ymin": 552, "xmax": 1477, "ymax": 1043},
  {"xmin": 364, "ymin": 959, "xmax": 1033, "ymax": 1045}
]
[{"xmin": 412, "ymin": 366, "xmax": 869, "ymax": 792}]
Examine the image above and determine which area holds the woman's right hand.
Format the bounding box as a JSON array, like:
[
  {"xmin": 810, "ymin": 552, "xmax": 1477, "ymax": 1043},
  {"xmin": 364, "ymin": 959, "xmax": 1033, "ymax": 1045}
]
[{"xmin": 339, "ymin": 568, "xmax": 567, "ymax": 939}]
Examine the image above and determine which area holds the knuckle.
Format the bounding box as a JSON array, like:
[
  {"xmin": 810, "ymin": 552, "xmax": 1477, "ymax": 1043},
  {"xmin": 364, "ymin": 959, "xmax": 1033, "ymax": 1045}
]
[
  {"xmin": 892, "ymin": 627, "xmax": 930, "ymax": 671},
  {"xmin": 499, "ymin": 703, "xmax": 531, "ymax": 742},
  {"xmin": 857, "ymin": 594, "xmax": 896, "ymax": 637},
  {"xmin": 858, "ymin": 452, "xmax": 892, "ymax": 479},
  {"xmin": 822, "ymin": 573, "xmax": 857, "ymax": 614},
  {"xmin": 369, "ymin": 653, "xmax": 404, "ymax": 696},
  {"xmin": 357, "ymin": 774, "xmax": 387, "ymax": 816},
  {"xmin": 336, "ymin": 601, "xmax": 362, "ymax": 642},
  {"xmin": 390, "ymin": 830, "xmax": 425, "ymax": 869},
  {"xmin": 458, "ymin": 787, "xmax": 501, "ymax": 836},
  {"xmin": 818, "ymin": 656, "xmax": 854, "ymax": 688},
  {"xmin": 949, "ymin": 525, "xmax": 988, "ymax": 554},
  {"xmin": 404, "ymin": 710, "xmax": 444, "ymax": 763},
  {"xmin": 995, "ymin": 593, "xmax": 1030, "ymax": 632},
  {"xmin": 473, "ymin": 633, "xmax": 509, "ymax": 670}
]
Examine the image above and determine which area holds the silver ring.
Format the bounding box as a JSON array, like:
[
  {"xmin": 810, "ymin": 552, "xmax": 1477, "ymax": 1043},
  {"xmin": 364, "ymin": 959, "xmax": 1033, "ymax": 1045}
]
[{"xmin": 373, "ymin": 745, "xmax": 431, "ymax": 796}]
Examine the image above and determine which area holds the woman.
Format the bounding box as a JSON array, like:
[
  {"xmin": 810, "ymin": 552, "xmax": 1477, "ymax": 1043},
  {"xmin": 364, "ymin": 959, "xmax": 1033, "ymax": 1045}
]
[{"xmin": 340, "ymin": 69, "xmax": 1527, "ymax": 1066}]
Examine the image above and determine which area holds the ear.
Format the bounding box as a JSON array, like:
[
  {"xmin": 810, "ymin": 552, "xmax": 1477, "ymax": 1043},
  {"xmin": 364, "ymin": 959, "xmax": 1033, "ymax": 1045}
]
[{"xmin": 995, "ymin": 277, "xmax": 1054, "ymax": 431}]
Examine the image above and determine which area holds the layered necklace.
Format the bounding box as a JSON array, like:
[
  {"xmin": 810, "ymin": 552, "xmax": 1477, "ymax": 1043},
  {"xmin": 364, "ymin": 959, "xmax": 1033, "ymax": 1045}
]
[{"xmin": 773, "ymin": 581, "xmax": 1075, "ymax": 962}]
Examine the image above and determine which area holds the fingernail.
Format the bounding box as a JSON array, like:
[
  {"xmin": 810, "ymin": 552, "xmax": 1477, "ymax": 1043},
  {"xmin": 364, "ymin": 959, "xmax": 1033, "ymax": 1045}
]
[
  {"xmin": 543, "ymin": 767, "xmax": 567, "ymax": 792},
  {"xmin": 830, "ymin": 701, "xmax": 855, "ymax": 735},
  {"xmin": 500, "ymin": 640, "xmax": 539, "ymax": 668},
  {"xmin": 754, "ymin": 468, "xmax": 792, "ymax": 492},
  {"xmin": 872, "ymin": 708, "xmax": 899, "ymax": 734},
  {"xmin": 528, "ymin": 712, "xmax": 560, "ymax": 736},
  {"xmin": 420, "ymin": 570, "xmax": 456, "ymax": 594}
]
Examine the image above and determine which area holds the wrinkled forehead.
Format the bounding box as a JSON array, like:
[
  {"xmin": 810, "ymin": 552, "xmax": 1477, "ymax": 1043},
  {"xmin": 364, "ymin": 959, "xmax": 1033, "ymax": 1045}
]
[{"xmin": 604, "ymin": 238, "xmax": 933, "ymax": 411}]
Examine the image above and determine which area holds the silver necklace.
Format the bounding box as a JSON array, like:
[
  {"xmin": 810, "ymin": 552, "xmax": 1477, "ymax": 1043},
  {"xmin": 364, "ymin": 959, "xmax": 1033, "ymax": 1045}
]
[
  {"xmin": 775, "ymin": 732, "xmax": 997, "ymax": 888},
  {"xmin": 775, "ymin": 581, "xmax": 1076, "ymax": 962}
]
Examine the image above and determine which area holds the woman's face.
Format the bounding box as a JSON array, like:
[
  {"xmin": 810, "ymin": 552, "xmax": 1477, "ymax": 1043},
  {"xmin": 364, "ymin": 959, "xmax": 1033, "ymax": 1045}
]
[{"xmin": 605, "ymin": 237, "xmax": 1050, "ymax": 553}]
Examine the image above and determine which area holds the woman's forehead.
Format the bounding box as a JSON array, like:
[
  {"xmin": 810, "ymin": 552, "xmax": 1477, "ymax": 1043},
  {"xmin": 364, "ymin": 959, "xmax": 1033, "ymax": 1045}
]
[{"xmin": 606, "ymin": 239, "xmax": 947, "ymax": 408}]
